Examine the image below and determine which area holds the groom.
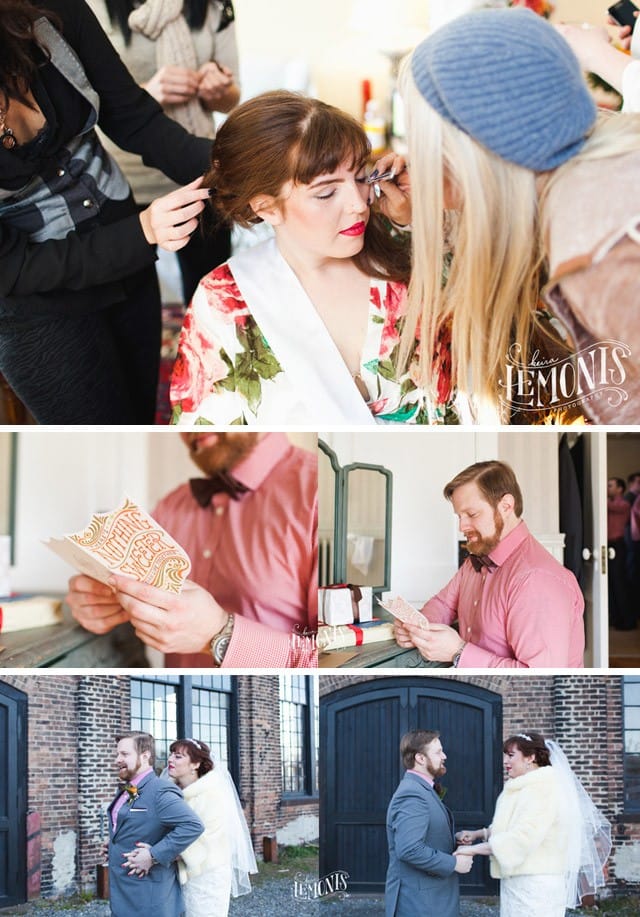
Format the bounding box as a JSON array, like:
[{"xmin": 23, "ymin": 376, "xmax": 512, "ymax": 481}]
[
  {"xmin": 385, "ymin": 730, "xmax": 473, "ymax": 917},
  {"xmin": 108, "ymin": 731, "xmax": 204, "ymax": 917}
]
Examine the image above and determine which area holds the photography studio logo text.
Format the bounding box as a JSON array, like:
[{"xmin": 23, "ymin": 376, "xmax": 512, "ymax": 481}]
[{"xmin": 499, "ymin": 340, "xmax": 630, "ymax": 415}]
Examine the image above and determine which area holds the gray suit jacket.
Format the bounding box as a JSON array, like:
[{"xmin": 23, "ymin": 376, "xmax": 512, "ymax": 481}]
[
  {"xmin": 385, "ymin": 772, "xmax": 459, "ymax": 917},
  {"xmin": 108, "ymin": 772, "xmax": 204, "ymax": 917}
]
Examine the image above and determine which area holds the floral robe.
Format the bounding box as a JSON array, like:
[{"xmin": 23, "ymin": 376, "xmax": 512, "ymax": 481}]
[{"xmin": 169, "ymin": 260, "xmax": 457, "ymax": 426}]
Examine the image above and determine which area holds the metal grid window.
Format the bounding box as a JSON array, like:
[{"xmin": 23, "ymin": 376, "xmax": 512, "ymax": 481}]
[
  {"xmin": 624, "ymin": 676, "xmax": 640, "ymax": 811},
  {"xmin": 279, "ymin": 675, "xmax": 318, "ymax": 797},
  {"xmin": 192, "ymin": 675, "xmax": 232, "ymax": 768},
  {"xmin": 130, "ymin": 676, "xmax": 235, "ymax": 775}
]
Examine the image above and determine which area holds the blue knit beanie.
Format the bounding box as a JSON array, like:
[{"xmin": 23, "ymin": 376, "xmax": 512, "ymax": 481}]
[{"xmin": 411, "ymin": 8, "xmax": 597, "ymax": 171}]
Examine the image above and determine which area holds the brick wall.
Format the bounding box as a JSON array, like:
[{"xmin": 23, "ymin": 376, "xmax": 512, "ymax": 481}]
[
  {"xmin": 0, "ymin": 674, "xmax": 318, "ymax": 900},
  {"xmin": 236, "ymin": 677, "xmax": 318, "ymax": 849},
  {"xmin": 75, "ymin": 675, "xmax": 132, "ymax": 889},
  {"xmin": 319, "ymin": 673, "xmax": 638, "ymax": 898},
  {"xmin": 1, "ymin": 675, "xmax": 79, "ymax": 897}
]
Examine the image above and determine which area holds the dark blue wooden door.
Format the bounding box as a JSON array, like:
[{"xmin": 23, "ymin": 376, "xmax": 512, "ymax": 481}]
[
  {"xmin": 0, "ymin": 682, "xmax": 27, "ymax": 907},
  {"xmin": 320, "ymin": 677, "xmax": 502, "ymax": 895}
]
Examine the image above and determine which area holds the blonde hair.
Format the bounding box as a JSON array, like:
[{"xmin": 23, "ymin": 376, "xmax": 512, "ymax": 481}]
[
  {"xmin": 401, "ymin": 64, "xmax": 640, "ymax": 422},
  {"xmin": 399, "ymin": 64, "xmax": 545, "ymax": 422}
]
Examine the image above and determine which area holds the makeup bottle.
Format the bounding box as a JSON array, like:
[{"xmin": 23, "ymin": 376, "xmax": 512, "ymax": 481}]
[{"xmin": 363, "ymin": 100, "xmax": 387, "ymax": 157}]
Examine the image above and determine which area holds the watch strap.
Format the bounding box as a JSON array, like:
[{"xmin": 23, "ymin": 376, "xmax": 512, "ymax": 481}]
[{"xmin": 210, "ymin": 614, "xmax": 234, "ymax": 666}]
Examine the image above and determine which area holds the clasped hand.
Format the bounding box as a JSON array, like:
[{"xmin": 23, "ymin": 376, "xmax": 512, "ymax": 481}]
[
  {"xmin": 144, "ymin": 63, "xmax": 232, "ymax": 108},
  {"xmin": 452, "ymin": 852, "xmax": 474, "ymax": 874},
  {"xmin": 122, "ymin": 842, "xmax": 152, "ymax": 877}
]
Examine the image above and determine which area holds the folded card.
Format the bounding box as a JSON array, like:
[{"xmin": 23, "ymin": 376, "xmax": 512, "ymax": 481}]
[
  {"xmin": 45, "ymin": 497, "xmax": 191, "ymax": 594},
  {"xmin": 378, "ymin": 596, "xmax": 429, "ymax": 629}
]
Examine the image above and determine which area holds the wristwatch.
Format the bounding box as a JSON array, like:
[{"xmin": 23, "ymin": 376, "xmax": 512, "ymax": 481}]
[
  {"xmin": 452, "ymin": 640, "xmax": 467, "ymax": 668},
  {"xmin": 210, "ymin": 613, "xmax": 235, "ymax": 667}
]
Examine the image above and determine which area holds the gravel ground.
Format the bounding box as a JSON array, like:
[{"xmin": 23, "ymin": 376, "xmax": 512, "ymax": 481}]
[
  {"xmin": 0, "ymin": 888, "xmax": 626, "ymax": 916},
  {"xmin": 0, "ymin": 894, "xmax": 496, "ymax": 915},
  {"xmin": 318, "ymin": 894, "xmax": 500, "ymax": 914}
]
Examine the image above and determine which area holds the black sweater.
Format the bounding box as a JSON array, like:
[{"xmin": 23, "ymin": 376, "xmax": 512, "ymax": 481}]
[{"xmin": 0, "ymin": 0, "xmax": 212, "ymax": 315}]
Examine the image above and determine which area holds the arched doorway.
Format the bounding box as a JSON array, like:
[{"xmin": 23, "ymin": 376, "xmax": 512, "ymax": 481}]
[
  {"xmin": 320, "ymin": 677, "xmax": 502, "ymax": 896},
  {"xmin": 0, "ymin": 681, "xmax": 27, "ymax": 907}
]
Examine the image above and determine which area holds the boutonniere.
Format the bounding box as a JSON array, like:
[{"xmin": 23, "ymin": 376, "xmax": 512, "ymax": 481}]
[
  {"xmin": 124, "ymin": 784, "xmax": 140, "ymax": 806},
  {"xmin": 433, "ymin": 781, "xmax": 448, "ymax": 801}
]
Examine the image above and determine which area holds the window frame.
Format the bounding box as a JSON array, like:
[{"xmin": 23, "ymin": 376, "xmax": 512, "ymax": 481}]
[
  {"xmin": 279, "ymin": 674, "xmax": 318, "ymax": 800},
  {"xmin": 623, "ymin": 675, "xmax": 640, "ymax": 814},
  {"xmin": 129, "ymin": 675, "xmax": 238, "ymax": 783}
]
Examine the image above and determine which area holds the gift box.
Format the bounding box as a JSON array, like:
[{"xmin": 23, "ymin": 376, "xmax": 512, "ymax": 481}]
[
  {"xmin": 319, "ymin": 584, "xmax": 373, "ymax": 625},
  {"xmin": 0, "ymin": 594, "xmax": 63, "ymax": 632},
  {"xmin": 318, "ymin": 621, "xmax": 395, "ymax": 652}
]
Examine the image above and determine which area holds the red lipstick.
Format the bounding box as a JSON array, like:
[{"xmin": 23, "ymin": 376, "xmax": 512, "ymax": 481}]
[{"xmin": 340, "ymin": 221, "xmax": 366, "ymax": 236}]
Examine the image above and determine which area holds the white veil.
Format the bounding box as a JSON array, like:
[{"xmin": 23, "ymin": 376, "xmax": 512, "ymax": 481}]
[
  {"xmin": 216, "ymin": 761, "xmax": 259, "ymax": 898},
  {"xmin": 160, "ymin": 761, "xmax": 258, "ymax": 897},
  {"xmin": 546, "ymin": 739, "xmax": 612, "ymax": 908}
]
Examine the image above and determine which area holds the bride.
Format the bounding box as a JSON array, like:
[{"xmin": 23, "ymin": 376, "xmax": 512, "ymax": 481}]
[
  {"xmin": 166, "ymin": 738, "xmax": 257, "ymax": 917},
  {"xmin": 456, "ymin": 731, "xmax": 611, "ymax": 916}
]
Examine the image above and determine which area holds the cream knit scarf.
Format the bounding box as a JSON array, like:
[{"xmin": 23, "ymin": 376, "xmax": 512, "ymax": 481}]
[{"xmin": 128, "ymin": 0, "xmax": 214, "ymax": 137}]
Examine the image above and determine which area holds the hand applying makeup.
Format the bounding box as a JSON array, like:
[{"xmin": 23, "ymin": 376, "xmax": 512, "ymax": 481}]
[{"xmin": 369, "ymin": 153, "xmax": 412, "ymax": 227}]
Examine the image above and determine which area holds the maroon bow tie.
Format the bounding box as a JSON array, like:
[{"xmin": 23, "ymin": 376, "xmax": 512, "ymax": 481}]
[
  {"xmin": 189, "ymin": 473, "xmax": 251, "ymax": 507},
  {"xmin": 468, "ymin": 553, "xmax": 498, "ymax": 573}
]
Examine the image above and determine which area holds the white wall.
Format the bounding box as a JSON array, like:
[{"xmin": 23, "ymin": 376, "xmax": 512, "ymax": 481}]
[
  {"xmin": 232, "ymin": 0, "xmax": 617, "ymax": 119},
  {"xmin": 233, "ymin": 0, "xmax": 428, "ymax": 117},
  {"xmin": 321, "ymin": 429, "xmax": 561, "ymax": 604},
  {"xmin": 10, "ymin": 430, "xmax": 315, "ymax": 593}
]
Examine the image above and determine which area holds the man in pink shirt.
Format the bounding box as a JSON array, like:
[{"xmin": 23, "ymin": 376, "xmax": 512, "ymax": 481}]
[
  {"xmin": 394, "ymin": 461, "xmax": 585, "ymax": 668},
  {"xmin": 66, "ymin": 432, "xmax": 317, "ymax": 668},
  {"xmin": 608, "ymin": 476, "xmax": 633, "ymax": 630}
]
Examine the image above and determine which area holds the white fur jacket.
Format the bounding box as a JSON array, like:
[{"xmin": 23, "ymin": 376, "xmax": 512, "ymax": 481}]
[
  {"xmin": 489, "ymin": 766, "xmax": 570, "ymax": 879},
  {"xmin": 178, "ymin": 769, "xmax": 233, "ymax": 883}
]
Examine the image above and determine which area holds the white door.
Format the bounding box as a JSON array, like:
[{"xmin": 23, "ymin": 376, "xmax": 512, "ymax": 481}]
[{"xmin": 581, "ymin": 431, "xmax": 608, "ymax": 668}]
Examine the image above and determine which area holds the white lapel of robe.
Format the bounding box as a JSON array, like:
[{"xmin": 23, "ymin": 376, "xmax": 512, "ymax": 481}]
[{"xmin": 228, "ymin": 237, "xmax": 377, "ymax": 425}]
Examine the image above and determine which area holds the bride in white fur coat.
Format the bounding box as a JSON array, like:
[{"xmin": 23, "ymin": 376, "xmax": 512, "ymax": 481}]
[
  {"xmin": 455, "ymin": 731, "xmax": 611, "ymax": 916},
  {"xmin": 166, "ymin": 738, "xmax": 257, "ymax": 917}
]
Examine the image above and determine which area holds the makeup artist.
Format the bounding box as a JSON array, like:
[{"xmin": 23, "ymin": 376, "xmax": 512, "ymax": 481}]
[
  {"xmin": 87, "ymin": 0, "xmax": 241, "ymax": 303},
  {"xmin": 0, "ymin": 0, "xmax": 211, "ymax": 424}
]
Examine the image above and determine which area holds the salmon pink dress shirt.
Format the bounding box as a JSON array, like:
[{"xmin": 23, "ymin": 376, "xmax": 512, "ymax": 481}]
[
  {"xmin": 111, "ymin": 767, "xmax": 153, "ymax": 831},
  {"xmin": 420, "ymin": 521, "xmax": 584, "ymax": 668},
  {"xmin": 155, "ymin": 433, "xmax": 317, "ymax": 668},
  {"xmin": 608, "ymin": 497, "xmax": 630, "ymax": 542}
]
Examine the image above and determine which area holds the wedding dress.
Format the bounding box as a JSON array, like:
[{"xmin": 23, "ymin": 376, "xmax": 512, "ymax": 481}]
[{"xmin": 500, "ymin": 873, "xmax": 567, "ymax": 917}]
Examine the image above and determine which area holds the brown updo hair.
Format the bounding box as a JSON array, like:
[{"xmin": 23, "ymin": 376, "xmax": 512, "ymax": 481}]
[
  {"xmin": 169, "ymin": 738, "xmax": 214, "ymax": 777},
  {"xmin": 503, "ymin": 731, "xmax": 551, "ymax": 767},
  {"xmin": 206, "ymin": 90, "xmax": 410, "ymax": 284}
]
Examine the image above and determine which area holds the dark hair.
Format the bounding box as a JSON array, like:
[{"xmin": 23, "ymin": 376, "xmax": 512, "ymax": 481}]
[
  {"xmin": 169, "ymin": 738, "xmax": 214, "ymax": 777},
  {"xmin": 117, "ymin": 731, "xmax": 156, "ymax": 767},
  {"xmin": 105, "ymin": 0, "xmax": 209, "ymax": 45},
  {"xmin": 627, "ymin": 472, "xmax": 640, "ymax": 486},
  {"xmin": 444, "ymin": 460, "xmax": 523, "ymax": 517},
  {"xmin": 503, "ymin": 731, "xmax": 551, "ymax": 768},
  {"xmin": 0, "ymin": 0, "xmax": 58, "ymax": 107},
  {"xmin": 610, "ymin": 477, "xmax": 626, "ymax": 492},
  {"xmin": 206, "ymin": 90, "xmax": 411, "ymax": 284},
  {"xmin": 400, "ymin": 730, "xmax": 440, "ymax": 770}
]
